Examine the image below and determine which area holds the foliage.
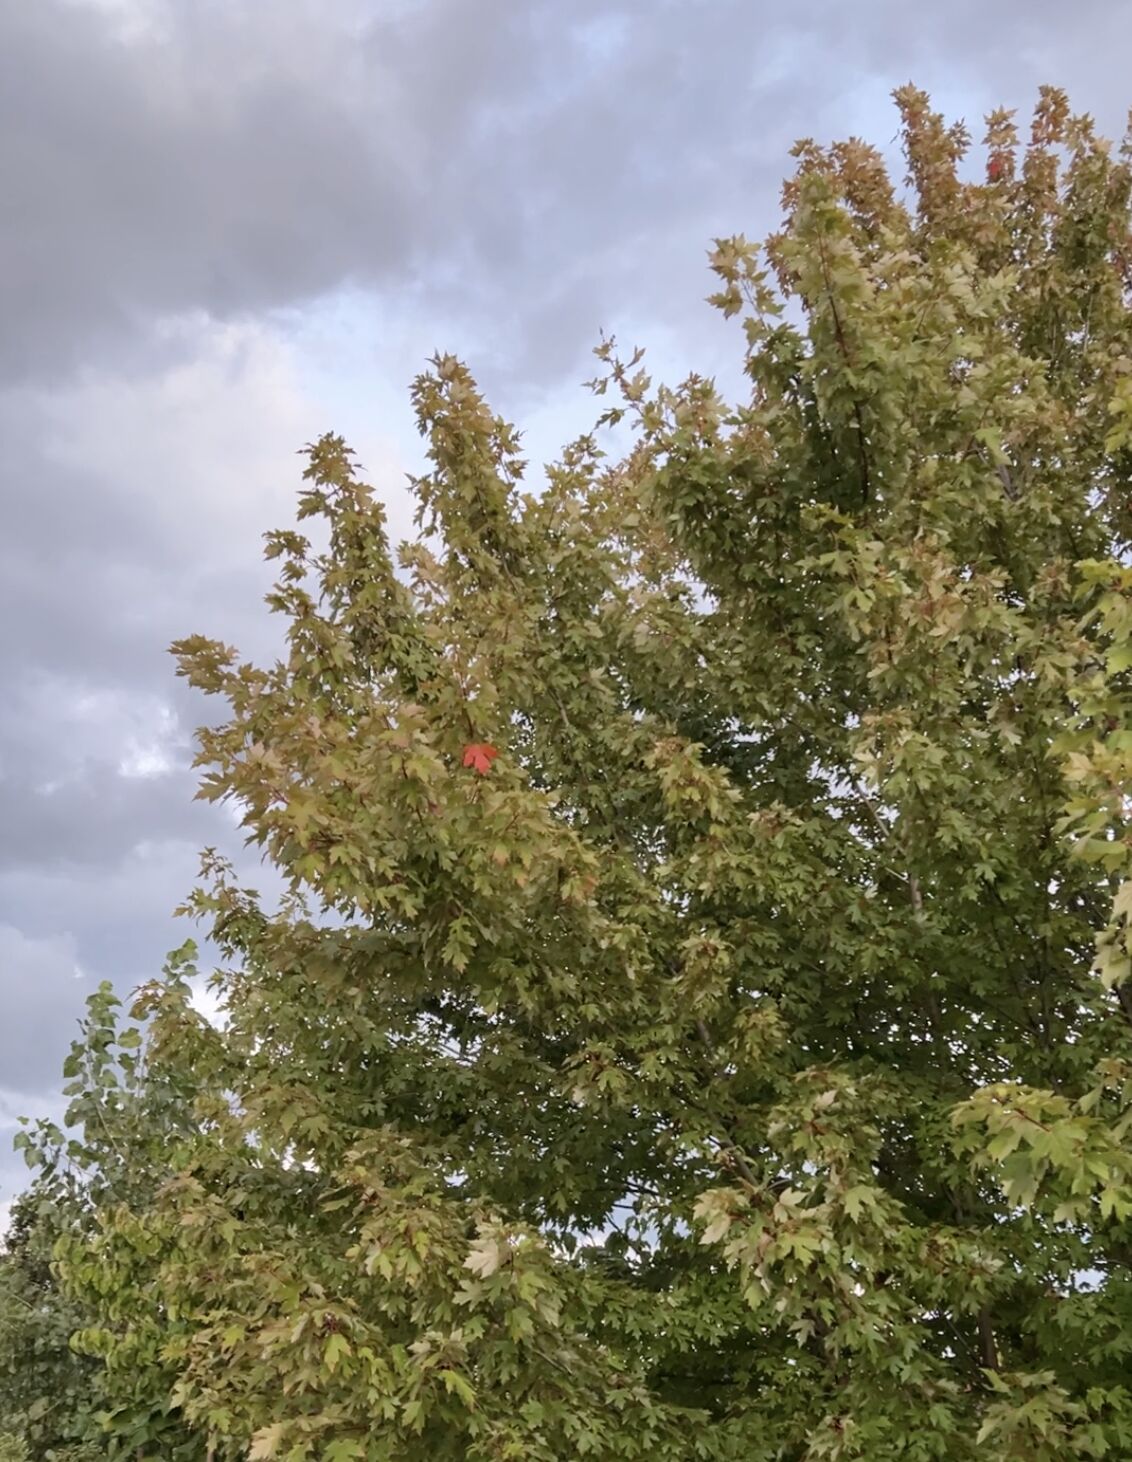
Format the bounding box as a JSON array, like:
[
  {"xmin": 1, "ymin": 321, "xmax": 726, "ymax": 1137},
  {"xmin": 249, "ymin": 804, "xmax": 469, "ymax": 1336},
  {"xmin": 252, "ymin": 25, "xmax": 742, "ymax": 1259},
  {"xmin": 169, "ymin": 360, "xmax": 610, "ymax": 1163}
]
[
  {"xmin": 4, "ymin": 971, "xmax": 203, "ymax": 1459},
  {"xmin": 14, "ymin": 86, "xmax": 1132, "ymax": 1457},
  {"xmin": 0, "ymin": 1187, "xmax": 100, "ymax": 1460}
]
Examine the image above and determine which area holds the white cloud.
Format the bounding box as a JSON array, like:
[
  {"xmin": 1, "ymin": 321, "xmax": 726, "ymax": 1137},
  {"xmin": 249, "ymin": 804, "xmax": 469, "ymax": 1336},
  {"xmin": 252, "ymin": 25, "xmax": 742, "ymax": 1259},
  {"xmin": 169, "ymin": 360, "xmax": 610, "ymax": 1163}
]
[
  {"xmin": 38, "ymin": 316, "xmax": 326, "ymax": 563},
  {"xmin": 188, "ymin": 971, "xmax": 227, "ymax": 1029},
  {"xmin": 59, "ymin": 0, "xmax": 170, "ymax": 45}
]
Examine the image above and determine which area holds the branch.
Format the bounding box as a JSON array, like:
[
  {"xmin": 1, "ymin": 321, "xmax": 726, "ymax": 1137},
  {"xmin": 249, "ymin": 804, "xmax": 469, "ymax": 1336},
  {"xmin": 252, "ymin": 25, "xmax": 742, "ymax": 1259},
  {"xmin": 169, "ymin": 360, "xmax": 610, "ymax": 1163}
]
[
  {"xmin": 976, "ymin": 1307, "xmax": 1001, "ymax": 1372},
  {"xmin": 694, "ymin": 1017, "xmax": 760, "ymax": 1189},
  {"xmin": 816, "ymin": 236, "xmax": 872, "ymax": 506}
]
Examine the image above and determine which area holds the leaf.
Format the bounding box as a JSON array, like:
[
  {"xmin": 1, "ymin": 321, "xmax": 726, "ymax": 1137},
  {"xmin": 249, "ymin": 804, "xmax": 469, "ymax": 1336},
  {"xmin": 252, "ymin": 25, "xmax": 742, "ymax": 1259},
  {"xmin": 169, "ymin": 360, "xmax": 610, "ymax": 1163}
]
[
  {"xmin": 324, "ymin": 1332, "xmax": 352, "ymax": 1372},
  {"xmin": 249, "ymin": 1423, "xmax": 287, "ymax": 1459},
  {"xmin": 439, "ymin": 1368, "xmax": 477, "ymax": 1407},
  {"xmin": 461, "ymin": 742, "xmax": 499, "ymax": 774},
  {"xmin": 464, "ymin": 1232, "xmax": 508, "ymax": 1278},
  {"xmin": 841, "ymin": 1185, "xmax": 873, "ymax": 1222}
]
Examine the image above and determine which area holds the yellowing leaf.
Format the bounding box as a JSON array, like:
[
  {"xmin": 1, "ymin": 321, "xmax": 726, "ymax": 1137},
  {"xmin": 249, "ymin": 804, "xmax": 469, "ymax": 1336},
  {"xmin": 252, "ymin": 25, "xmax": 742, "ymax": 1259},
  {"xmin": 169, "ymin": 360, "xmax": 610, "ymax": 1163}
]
[{"xmin": 249, "ymin": 1423, "xmax": 286, "ymax": 1459}]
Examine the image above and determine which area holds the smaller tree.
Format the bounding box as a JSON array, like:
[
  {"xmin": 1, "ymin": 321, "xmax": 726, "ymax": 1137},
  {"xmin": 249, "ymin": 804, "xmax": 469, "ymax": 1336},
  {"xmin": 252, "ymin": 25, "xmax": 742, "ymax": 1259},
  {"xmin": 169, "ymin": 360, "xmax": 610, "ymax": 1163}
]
[
  {"xmin": 0, "ymin": 1187, "xmax": 103, "ymax": 1460},
  {"xmin": 5, "ymin": 959, "xmax": 212, "ymax": 1459}
]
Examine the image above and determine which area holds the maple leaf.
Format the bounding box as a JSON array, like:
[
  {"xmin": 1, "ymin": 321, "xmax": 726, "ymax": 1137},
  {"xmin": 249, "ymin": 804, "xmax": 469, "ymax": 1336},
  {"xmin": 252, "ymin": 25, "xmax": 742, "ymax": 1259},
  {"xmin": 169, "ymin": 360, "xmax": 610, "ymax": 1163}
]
[
  {"xmin": 249, "ymin": 1424, "xmax": 286, "ymax": 1459},
  {"xmin": 462, "ymin": 742, "xmax": 499, "ymax": 774}
]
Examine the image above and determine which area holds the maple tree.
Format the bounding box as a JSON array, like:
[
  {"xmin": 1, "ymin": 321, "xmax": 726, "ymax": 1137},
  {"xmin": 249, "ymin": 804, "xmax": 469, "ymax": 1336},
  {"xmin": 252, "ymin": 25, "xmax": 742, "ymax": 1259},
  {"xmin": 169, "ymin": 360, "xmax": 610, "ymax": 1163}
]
[{"xmin": 9, "ymin": 85, "xmax": 1132, "ymax": 1458}]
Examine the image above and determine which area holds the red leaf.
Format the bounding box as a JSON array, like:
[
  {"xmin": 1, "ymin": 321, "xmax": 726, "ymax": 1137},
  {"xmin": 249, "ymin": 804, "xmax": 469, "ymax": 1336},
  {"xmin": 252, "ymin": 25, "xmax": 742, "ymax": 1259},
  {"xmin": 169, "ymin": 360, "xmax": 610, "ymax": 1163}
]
[
  {"xmin": 462, "ymin": 743, "xmax": 499, "ymax": 775},
  {"xmin": 987, "ymin": 157, "xmax": 1004, "ymax": 181}
]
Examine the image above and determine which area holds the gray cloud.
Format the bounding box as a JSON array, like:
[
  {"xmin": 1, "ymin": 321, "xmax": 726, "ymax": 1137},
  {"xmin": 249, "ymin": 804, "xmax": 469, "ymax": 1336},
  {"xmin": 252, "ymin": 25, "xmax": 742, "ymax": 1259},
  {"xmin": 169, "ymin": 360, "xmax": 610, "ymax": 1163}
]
[
  {"xmin": 0, "ymin": 0, "xmax": 420, "ymax": 382},
  {"xmin": 0, "ymin": 924, "xmax": 87, "ymax": 1095},
  {"xmin": 1, "ymin": 0, "xmax": 1130, "ymax": 1162},
  {"xmin": 6, "ymin": 0, "xmax": 1123, "ymax": 392},
  {"xmin": 0, "ymin": 748, "xmax": 204, "ymax": 876}
]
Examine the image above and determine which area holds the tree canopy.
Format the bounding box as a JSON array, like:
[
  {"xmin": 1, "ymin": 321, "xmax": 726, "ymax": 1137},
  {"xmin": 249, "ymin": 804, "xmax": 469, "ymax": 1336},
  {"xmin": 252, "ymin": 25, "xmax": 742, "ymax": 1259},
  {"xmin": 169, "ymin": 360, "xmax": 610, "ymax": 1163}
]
[{"xmin": 8, "ymin": 84, "xmax": 1132, "ymax": 1459}]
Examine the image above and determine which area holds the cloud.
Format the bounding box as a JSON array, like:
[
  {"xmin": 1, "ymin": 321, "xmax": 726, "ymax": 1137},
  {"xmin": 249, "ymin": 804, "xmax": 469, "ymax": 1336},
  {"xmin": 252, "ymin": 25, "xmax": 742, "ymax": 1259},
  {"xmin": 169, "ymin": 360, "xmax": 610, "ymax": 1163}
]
[
  {"xmin": 0, "ymin": 317, "xmax": 376, "ymax": 1104},
  {"xmin": 7, "ymin": 0, "xmax": 1125, "ymax": 397},
  {"xmin": 0, "ymin": 688, "xmax": 205, "ymax": 875},
  {"xmin": 0, "ymin": 317, "xmax": 340, "ymax": 683},
  {"xmin": 0, "ymin": 0, "xmax": 424, "ymax": 383},
  {"xmin": 2, "ymin": 0, "xmax": 1131, "ymax": 1204},
  {"xmin": 0, "ymin": 926, "xmax": 88, "ymax": 1096}
]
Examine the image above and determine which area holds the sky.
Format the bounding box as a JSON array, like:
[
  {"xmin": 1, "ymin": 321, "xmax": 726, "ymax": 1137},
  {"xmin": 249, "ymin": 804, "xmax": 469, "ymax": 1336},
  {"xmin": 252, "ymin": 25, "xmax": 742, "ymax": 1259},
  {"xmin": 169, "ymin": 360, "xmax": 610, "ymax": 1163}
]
[{"xmin": 2, "ymin": 0, "xmax": 1131, "ymax": 1215}]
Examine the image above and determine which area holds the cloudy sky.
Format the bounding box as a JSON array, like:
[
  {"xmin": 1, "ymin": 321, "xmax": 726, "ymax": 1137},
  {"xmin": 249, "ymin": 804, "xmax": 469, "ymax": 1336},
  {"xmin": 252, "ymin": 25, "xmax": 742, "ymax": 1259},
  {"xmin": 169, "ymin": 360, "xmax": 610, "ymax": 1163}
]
[{"xmin": 2, "ymin": 0, "xmax": 1130, "ymax": 1212}]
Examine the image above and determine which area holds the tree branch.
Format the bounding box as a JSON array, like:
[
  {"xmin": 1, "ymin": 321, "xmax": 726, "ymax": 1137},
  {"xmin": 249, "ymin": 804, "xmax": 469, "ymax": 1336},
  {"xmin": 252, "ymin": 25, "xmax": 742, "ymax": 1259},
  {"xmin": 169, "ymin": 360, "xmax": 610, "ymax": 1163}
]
[
  {"xmin": 976, "ymin": 1307, "xmax": 1001, "ymax": 1372},
  {"xmin": 694, "ymin": 1017, "xmax": 760, "ymax": 1189}
]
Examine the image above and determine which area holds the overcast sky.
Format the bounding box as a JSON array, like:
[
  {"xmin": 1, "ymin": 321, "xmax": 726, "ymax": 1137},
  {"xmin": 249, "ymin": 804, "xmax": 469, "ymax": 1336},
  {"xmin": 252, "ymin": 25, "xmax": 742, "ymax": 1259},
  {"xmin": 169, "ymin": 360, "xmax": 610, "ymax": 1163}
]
[{"xmin": 2, "ymin": 0, "xmax": 1131, "ymax": 1213}]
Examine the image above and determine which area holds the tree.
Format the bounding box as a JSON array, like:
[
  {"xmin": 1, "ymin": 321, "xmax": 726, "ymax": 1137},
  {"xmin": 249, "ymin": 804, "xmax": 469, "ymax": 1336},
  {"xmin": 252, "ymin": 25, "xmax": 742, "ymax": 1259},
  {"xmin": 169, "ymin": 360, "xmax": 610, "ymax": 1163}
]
[
  {"xmin": 5, "ymin": 971, "xmax": 206, "ymax": 1459},
  {"xmin": 32, "ymin": 86, "xmax": 1132, "ymax": 1457},
  {"xmin": 0, "ymin": 1186, "xmax": 100, "ymax": 1459}
]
